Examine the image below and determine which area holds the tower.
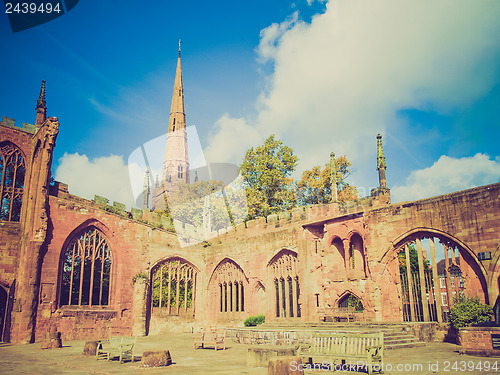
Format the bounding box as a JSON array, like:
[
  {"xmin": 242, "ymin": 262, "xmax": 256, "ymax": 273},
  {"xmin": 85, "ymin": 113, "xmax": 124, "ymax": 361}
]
[
  {"xmin": 161, "ymin": 42, "xmax": 190, "ymax": 188},
  {"xmin": 152, "ymin": 43, "xmax": 190, "ymax": 210}
]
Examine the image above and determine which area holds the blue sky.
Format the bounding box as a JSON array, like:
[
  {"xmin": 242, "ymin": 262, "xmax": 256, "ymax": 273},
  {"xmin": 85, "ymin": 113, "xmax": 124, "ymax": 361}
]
[{"xmin": 1, "ymin": 0, "xmax": 499, "ymax": 209}]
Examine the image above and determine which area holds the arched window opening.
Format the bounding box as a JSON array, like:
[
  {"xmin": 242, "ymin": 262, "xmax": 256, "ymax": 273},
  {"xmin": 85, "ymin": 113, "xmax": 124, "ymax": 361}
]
[
  {"xmin": 349, "ymin": 233, "xmax": 365, "ymax": 277},
  {"xmin": 398, "ymin": 236, "xmax": 485, "ymax": 323},
  {"xmin": 268, "ymin": 250, "xmax": 301, "ymax": 318},
  {"xmin": 177, "ymin": 165, "xmax": 183, "ymax": 179},
  {"xmin": 151, "ymin": 258, "xmax": 197, "ymax": 315},
  {"xmin": 338, "ymin": 293, "xmax": 364, "ymax": 312},
  {"xmin": 0, "ymin": 142, "xmax": 25, "ymax": 222},
  {"xmin": 214, "ymin": 260, "xmax": 246, "ymax": 314},
  {"xmin": 60, "ymin": 227, "xmax": 111, "ymax": 306}
]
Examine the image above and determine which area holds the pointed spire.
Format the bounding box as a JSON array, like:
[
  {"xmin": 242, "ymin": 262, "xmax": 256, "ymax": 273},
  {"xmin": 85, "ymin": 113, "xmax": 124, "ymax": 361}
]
[
  {"xmin": 330, "ymin": 152, "xmax": 338, "ymax": 203},
  {"xmin": 35, "ymin": 80, "xmax": 47, "ymax": 126},
  {"xmin": 143, "ymin": 170, "xmax": 151, "ymax": 209},
  {"xmin": 160, "ymin": 43, "xmax": 190, "ymax": 190},
  {"xmin": 168, "ymin": 41, "xmax": 185, "ymax": 133},
  {"xmin": 377, "ymin": 134, "xmax": 387, "ymax": 188}
]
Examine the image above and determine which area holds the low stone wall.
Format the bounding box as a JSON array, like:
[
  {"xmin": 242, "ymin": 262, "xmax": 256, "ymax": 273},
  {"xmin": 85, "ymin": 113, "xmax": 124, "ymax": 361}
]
[
  {"xmin": 459, "ymin": 327, "xmax": 500, "ymax": 357},
  {"xmin": 404, "ymin": 322, "xmax": 450, "ymax": 342}
]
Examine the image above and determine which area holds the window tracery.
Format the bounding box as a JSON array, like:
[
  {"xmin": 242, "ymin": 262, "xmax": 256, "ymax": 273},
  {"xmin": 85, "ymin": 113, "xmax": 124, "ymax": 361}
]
[
  {"xmin": 214, "ymin": 260, "xmax": 246, "ymax": 313},
  {"xmin": 0, "ymin": 142, "xmax": 25, "ymax": 222},
  {"xmin": 60, "ymin": 227, "xmax": 111, "ymax": 306},
  {"xmin": 269, "ymin": 250, "xmax": 300, "ymax": 318}
]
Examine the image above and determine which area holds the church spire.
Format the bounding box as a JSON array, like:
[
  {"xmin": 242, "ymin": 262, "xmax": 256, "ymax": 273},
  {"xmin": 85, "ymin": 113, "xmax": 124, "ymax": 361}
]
[
  {"xmin": 168, "ymin": 40, "xmax": 185, "ymax": 134},
  {"xmin": 142, "ymin": 170, "xmax": 151, "ymax": 210},
  {"xmin": 159, "ymin": 43, "xmax": 190, "ymax": 194},
  {"xmin": 35, "ymin": 80, "xmax": 47, "ymax": 127},
  {"xmin": 376, "ymin": 134, "xmax": 387, "ymax": 188}
]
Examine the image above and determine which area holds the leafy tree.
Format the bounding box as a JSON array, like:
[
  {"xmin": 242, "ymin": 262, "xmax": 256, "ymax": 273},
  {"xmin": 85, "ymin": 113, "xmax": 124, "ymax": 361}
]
[
  {"xmin": 296, "ymin": 155, "xmax": 357, "ymax": 205},
  {"xmin": 398, "ymin": 244, "xmax": 430, "ymax": 274},
  {"xmin": 240, "ymin": 135, "xmax": 298, "ymax": 219},
  {"xmin": 449, "ymin": 297, "xmax": 493, "ymax": 328}
]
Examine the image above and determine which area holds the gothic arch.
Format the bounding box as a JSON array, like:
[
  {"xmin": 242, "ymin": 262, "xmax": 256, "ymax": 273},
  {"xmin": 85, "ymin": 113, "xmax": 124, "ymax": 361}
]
[
  {"xmin": 267, "ymin": 248, "xmax": 298, "ymax": 267},
  {"xmin": 487, "ymin": 243, "xmax": 500, "ymax": 303},
  {"xmin": 58, "ymin": 225, "xmax": 112, "ymax": 307},
  {"xmin": 209, "ymin": 258, "xmax": 248, "ymax": 314},
  {"xmin": 380, "ymin": 227, "xmax": 488, "ymax": 323},
  {"xmin": 149, "ymin": 256, "xmax": 198, "ymax": 316},
  {"xmin": 336, "ymin": 290, "xmax": 364, "ymax": 311},
  {"xmin": 0, "ymin": 141, "xmax": 27, "ymax": 222},
  {"xmin": 267, "ymin": 249, "xmax": 301, "ymax": 318}
]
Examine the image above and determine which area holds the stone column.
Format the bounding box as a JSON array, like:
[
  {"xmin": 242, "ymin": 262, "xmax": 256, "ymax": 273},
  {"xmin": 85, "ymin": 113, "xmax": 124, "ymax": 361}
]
[
  {"xmin": 444, "ymin": 245, "xmax": 453, "ymax": 308},
  {"xmin": 292, "ymin": 276, "xmax": 298, "ymax": 318},
  {"xmin": 132, "ymin": 277, "xmax": 147, "ymax": 336},
  {"xmin": 405, "ymin": 244, "xmax": 415, "ymax": 321},
  {"xmin": 416, "ymin": 239, "xmax": 430, "ymax": 321},
  {"xmin": 429, "ymin": 238, "xmax": 443, "ymax": 322}
]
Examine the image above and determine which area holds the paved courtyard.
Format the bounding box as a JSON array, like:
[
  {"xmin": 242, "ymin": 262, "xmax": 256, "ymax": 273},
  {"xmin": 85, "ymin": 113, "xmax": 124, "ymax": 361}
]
[{"xmin": 0, "ymin": 333, "xmax": 499, "ymax": 375}]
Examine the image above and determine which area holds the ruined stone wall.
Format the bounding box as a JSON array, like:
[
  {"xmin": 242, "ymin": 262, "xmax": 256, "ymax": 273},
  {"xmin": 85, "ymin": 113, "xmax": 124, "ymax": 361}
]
[
  {"xmin": 35, "ymin": 193, "xmax": 179, "ymax": 342},
  {"xmin": 0, "ymin": 223, "xmax": 21, "ymax": 288},
  {"xmin": 364, "ymin": 182, "xmax": 500, "ymax": 320}
]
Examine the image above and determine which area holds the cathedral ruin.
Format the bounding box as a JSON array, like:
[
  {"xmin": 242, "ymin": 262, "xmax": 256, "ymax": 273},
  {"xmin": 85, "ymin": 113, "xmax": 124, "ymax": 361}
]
[{"xmin": 0, "ymin": 49, "xmax": 499, "ymax": 344}]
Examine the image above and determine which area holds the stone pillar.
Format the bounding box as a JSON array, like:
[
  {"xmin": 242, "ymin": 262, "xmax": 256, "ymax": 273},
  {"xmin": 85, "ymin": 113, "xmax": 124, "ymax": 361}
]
[
  {"xmin": 416, "ymin": 239, "xmax": 430, "ymax": 321},
  {"xmin": 429, "ymin": 238, "xmax": 443, "ymax": 322},
  {"xmin": 132, "ymin": 277, "xmax": 147, "ymax": 336},
  {"xmin": 285, "ymin": 278, "xmax": 291, "ymax": 318},
  {"xmin": 405, "ymin": 244, "xmax": 415, "ymax": 321},
  {"xmin": 292, "ymin": 277, "xmax": 298, "ymax": 318},
  {"xmin": 444, "ymin": 245, "xmax": 453, "ymax": 308},
  {"xmin": 278, "ymin": 278, "xmax": 284, "ymax": 317}
]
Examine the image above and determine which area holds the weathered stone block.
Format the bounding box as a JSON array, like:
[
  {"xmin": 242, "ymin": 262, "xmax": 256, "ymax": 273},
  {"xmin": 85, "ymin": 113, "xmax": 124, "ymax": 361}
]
[
  {"xmin": 82, "ymin": 341, "xmax": 99, "ymax": 356},
  {"xmin": 142, "ymin": 350, "xmax": 172, "ymax": 367},
  {"xmin": 248, "ymin": 346, "xmax": 296, "ymax": 367},
  {"xmin": 267, "ymin": 356, "xmax": 303, "ymax": 375}
]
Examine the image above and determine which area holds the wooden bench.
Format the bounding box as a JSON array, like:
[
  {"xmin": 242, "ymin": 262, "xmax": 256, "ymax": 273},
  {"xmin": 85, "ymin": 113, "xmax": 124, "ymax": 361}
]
[
  {"xmin": 193, "ymin": 329, "xmax": 226, "ymax": 350},
  {"xmin": 297, "ymin": 332, "xmax": 383, "ymax": 374},
  {"xmin": 317, "ymin": 307, "xmax": 356, "ymax": 322},
  {"xmin": 96, "ymin": 336, "xmax": 136, "ymax": 363}
]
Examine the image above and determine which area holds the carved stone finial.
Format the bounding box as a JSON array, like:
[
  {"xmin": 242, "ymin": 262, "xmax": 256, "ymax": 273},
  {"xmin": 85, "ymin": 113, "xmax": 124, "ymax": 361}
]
[
  {"xmin": 36, "ymin": 80, "xmax": 47, "ymax": 126},
  {"xmin": 376, "ymin": 134, "xmax": 387, "ymax": 188},
  {"xmin": 330, "ymin": 152, "xmax": 338, "ymax": 203}
]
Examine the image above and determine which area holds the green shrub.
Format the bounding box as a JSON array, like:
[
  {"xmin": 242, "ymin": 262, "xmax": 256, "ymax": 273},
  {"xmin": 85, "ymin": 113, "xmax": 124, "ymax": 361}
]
[
  {"xmin": 449, "ymin": 297, "xmax": 493, "ymax": 328},
  {"xmin": 244, "ymin": 314, "xmax": 265, "ymax": 327}
]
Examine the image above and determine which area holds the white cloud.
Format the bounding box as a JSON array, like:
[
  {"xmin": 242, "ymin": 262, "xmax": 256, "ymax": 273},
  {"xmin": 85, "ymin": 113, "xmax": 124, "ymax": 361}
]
[
  {"xmin": 204, "ymin": 0, "xmax": 500, "ymax": 187},
  {"xmin": 391, "ymin": 154, "xmax": 500, "ymax": 202},
  {"xmin": 203, "ymin": 114, "xmax": 263, "ymax": 163},
  {"xmin": 55, "ymin": 153, "xmax": 137, "ymax": 209}
]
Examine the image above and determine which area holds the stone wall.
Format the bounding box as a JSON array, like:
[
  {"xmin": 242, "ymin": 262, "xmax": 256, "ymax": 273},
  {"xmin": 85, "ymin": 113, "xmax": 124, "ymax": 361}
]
[
  {"xmin": 0, "ymin": 223, "xmax": 21, "ymax": 287},
  {"xmin": 459, "ymin": 326, "xmax": 500, "ymax": 356}
]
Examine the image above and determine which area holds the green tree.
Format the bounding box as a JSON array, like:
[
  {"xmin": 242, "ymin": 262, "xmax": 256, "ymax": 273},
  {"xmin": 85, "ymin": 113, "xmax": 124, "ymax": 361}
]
[
  {"xmin": 449, "ymin": 297, "xmax": 493, "ymax": 328},
  {"xmin": 296, "ymin": 155, "xmax": 357, "ymax": 205},
  {"xmin": 240, "ymin": 135, "xmax": 298, "ymax": 219}
]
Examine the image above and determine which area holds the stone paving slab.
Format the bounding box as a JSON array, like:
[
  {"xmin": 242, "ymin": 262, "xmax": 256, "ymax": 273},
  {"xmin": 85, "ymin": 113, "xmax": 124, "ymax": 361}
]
[{"xmin": 1, "ymin": 334, "xmax": 500, "ymax": 375}]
